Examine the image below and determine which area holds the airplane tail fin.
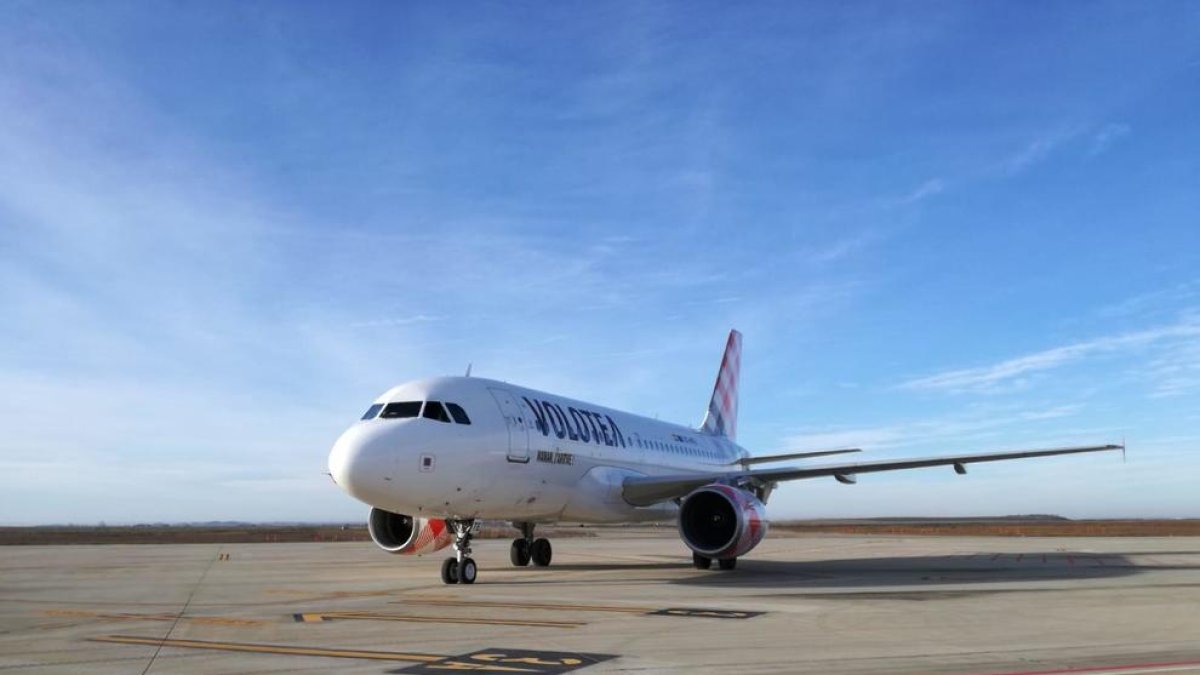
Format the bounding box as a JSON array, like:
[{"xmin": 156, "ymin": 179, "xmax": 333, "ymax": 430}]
[{"xmin": 700, "ymin": 329, "xmax": 742, "ymax": 441}]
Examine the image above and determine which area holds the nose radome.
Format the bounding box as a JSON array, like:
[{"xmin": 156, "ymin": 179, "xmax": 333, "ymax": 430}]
[
  {"xmin": 329, "ymin": 426, "xmax": 376, "ymax": 493},
  {"xmin": 327, "ymin": 428, "xmax": 356, "ymax": 488},
  {"xmin": 328, "ymin": 424, "xmax": 398, "ymax": 506}
]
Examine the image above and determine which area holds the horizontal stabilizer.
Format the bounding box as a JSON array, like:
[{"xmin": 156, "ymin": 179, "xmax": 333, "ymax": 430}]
[{"xmin": 730, "ymin": 448, "xmax": 861, "ymax": 467}]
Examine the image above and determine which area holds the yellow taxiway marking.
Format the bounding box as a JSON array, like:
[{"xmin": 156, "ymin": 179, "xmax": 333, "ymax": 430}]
[
  {"xmin": 294, "ymin": 611, "xmax": 583, "ymax": 628},
  {"xmin": 90, "ymin": 635, "xmax": 443, "ymax": 663},
  {"xmin": 40, "ymin": 609, "xmax": 267, "ymax": 627},
  {"xmin": 396, "ymin": 598, "xmax": 651, "ymax": 614}
]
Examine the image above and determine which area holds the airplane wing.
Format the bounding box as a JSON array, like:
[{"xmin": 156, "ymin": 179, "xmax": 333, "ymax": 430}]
[{"xmin": 622, "ymin": 443, "xmax": 1123, "ymax": 507}]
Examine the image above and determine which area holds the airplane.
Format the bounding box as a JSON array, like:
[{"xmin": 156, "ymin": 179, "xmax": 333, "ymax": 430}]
[{"xmin": 327, "ymin": 330, "xmax": 1122, "ymax": 585}]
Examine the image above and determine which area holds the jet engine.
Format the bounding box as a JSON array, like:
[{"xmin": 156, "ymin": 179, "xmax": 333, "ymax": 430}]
[
  {"xmin": 678, "ymin": 484, "xmax": 768, "ymax": 559},
  {"xmin": 367, "ymin": 508, "xmax": 453, "ymax": 555}
]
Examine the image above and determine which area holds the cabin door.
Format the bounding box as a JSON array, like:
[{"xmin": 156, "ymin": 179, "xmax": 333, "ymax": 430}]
[{"xmin": 488, "ymin": 387, "xmax": 530, "ymax": 463}]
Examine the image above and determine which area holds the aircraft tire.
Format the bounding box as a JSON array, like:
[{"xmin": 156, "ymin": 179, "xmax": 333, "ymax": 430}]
[
  {"xmin": 441, "ymin": 557, "xmax": 459, "ymax": 584},
  {"xmin": 692, "ymin": 552, "xmax": 712, "ymax": 569},
  {"xmin": 717, "ymin": 557, "xmax": 737, "ymax": 571},
  {"xmin": 510, "ymin": 538, "xmax": 531, "ymax": 566},
  {"xmin": 460, "ymin": 558, "xmax": 477, "ymax": 584},
  {"xmin": 531, "ymin": 538, "xmax": 552, "ymax": 567}
]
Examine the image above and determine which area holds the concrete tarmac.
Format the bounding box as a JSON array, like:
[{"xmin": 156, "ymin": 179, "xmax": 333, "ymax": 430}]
[{"xmin": 2, "ymin": 531, "xmax": 1199, "ymax": 674}]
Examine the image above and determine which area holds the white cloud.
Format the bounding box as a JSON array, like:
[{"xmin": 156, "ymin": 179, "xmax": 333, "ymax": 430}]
[
  {"xmin": 898, "ymin": 177, "xmax": 946, "ymax": 204},
  {"xmin": 1089, "ymin": 122, "xmax": 1131, "ymax": 156},
  {"xmin": 781, "ymin": 404, "xmax": 1088, "ymax": 455},
  {"xmin": 900, "ymin": 320, "xmax": 1200, "ymax": 393},
  {"xmin": 1001, "ymin": 128, "xmax": 1083, "ymax": 175}
]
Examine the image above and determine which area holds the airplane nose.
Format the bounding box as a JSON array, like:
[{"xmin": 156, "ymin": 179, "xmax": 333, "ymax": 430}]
[
  {"xmin": 327, "ymin": 431, "xmax": 355, "ymax": 488},
  {"xmin": 328, "ymin": 425, "xmax": 393, "ymax": 503}
]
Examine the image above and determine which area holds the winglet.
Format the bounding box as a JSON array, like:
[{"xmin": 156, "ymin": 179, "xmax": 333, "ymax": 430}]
[{"xmin": 700, "ymin": 330, "xmax": 742, "ymax": 441}]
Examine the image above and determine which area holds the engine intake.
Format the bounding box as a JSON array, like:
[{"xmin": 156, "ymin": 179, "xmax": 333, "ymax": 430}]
[
  {"xmin": 678, "ymin": 484, "xmax": 768, "ymax": 559},
  {"xmin": 367, "ymin": 508, "xmax": 452, "ymax": 555}
]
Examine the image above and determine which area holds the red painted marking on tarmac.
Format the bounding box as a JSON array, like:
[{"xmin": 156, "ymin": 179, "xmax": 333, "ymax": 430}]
[
  {"xmin": 1067, "ymin": 555, "xmax": 1075, "ymax": 566},
  {"xmin": 975, "ymin": 656, "xmax": 1200, "ymax": 675}
]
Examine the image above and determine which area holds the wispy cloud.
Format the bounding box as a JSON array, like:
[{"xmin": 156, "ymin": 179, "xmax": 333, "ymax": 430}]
[
  {"xmin": 898, "ymin": 177, "xmax": 946, "ymax": 205},
  {"xmin": 1089, "ymin": 122, "xmax": 1131, "ymax": 156},
  {"xmin": 1094, "ymin": 280, "xmax": 1200, "ymax": 320},
  {"xmin": 900, "ymin": 320, "xmax": 1200, "ymax": 393},
  {"xmin": 781, "ymin": 404, "xmax": 1089, "ymax": 455},
  {"xmin": 1002, "ymin": 128, "xmax": 1084, "ymax": 175},
  {"xmin": 348, "ymin": 314, "xmax": 444, "ymax": 329},
  {"xmin": 806, "ymin": 230, "xmax": 880, "ymax": 264},
  {"xmin": 1145, "ymin": 340, "xmax": 1200, "ymax": 398}
]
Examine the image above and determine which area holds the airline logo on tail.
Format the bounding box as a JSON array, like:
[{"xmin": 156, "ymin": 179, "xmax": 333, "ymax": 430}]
[{"xmin": 701, "ymin": 329, "xmax": 742, "ymax": 441}]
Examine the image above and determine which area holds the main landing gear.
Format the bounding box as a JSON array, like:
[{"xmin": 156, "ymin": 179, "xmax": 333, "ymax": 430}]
[
  {"xmin": 510, "ymin": 522, "xmax": 552, "ymax": 568},
  {"xmin": 441, "ymin": 519, "xmax": 478, "ymax": 585},
  {"xmin": 440, "ymin": 520, "xmax": 554, "ymax": 584}
]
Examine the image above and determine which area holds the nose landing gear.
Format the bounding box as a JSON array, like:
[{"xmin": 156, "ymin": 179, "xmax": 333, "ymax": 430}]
[
  {"xmin": 441, "ymin": 519, "xmax": 478, "ymax": 585},
  {"xmin": 510, "ymin": 522, "xmax": 553, "ymax": 568}
]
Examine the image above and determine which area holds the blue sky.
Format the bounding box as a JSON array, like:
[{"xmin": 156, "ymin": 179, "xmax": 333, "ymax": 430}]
[{"xmin": 2, "ymin": 2, "xmax": 1198, "ymax": 524}]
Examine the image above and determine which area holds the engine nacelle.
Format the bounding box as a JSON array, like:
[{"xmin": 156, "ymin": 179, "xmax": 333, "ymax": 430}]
[
  {"xmin": 367, "ymin": 508, "xmax": 453, "ymax": 555},
  {"xmin": 678, "ymin": 484, "xmax": 768, "ymax": 559}
]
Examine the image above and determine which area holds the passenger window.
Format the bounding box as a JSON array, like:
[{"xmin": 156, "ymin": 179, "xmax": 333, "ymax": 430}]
[
  {"xmin": 446, "ymin": 403, "xmax": 471, "ymax": 425},
  {"xmin": 361, "ymin": 403, "xmax": 383, "ymax": 420},
  {"xmin": 380, "ymin": 401, "xmax": 422, "ymax": 419},
  {"xmin": 423, "ymin": 401, "xmax": 452, "ymax": 423}
]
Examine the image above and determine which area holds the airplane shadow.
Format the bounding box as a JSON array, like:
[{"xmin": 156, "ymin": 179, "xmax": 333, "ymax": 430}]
[
  {"xmin": 666, "ymin": 552, "xmax": 1155, "ymax": 590},
  {"xmin": 470, "ymin": 551, "xmax": 1200, "ymax": 591}
]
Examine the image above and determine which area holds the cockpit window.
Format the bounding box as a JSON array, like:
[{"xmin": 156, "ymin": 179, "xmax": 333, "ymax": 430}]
[
  {"xmin": 445, "ymin": 403, "xmax": 471, "ymax": 425},
  {"xmin": 361, "ymin": 403, "xmax": 384, "ymax": 420},
  {"xmin": 422, "ymin": 401, "xmax": 452, "ymax": 423},
  {"xmin": 380, "ymin": 401, "xmax": 422, "ymax": 419}
]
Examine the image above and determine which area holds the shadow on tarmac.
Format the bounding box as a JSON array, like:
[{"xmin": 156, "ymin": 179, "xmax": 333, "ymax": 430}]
[{"xmin": 666, "ymin": 552, "xmax": 1152, "ymax": 589}]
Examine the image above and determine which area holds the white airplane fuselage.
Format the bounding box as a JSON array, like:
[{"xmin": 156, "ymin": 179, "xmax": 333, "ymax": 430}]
[{"xmin": 328, "ymin": 376, "xmax": 748, "ymax": 524}]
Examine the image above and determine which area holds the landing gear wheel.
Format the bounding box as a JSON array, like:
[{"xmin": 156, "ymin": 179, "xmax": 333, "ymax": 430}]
[
  {"xmin": 460, "ymin": 557, "xmax": 477, "ymax": 584},
  {"xmin": 510, "ymin": 538, "xmax": 531, "ymax": 567},
  {"xmin": 531, "ymin": 538, "xmax": 553, "ymax": 567},
  {"xmin": 718, "ymin": 557, "xmax": 737, "ymax": 570},
  {"xmin": 692, "ymin": 552, "xmax": 712, "ymax": 569},
  {"xmin": 441, "ymin": 557, "xmax": 459, "ymax": 584},
  {"xmin": 443, "ymin": 519, "xmax": 476, "ymax": 584}
]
